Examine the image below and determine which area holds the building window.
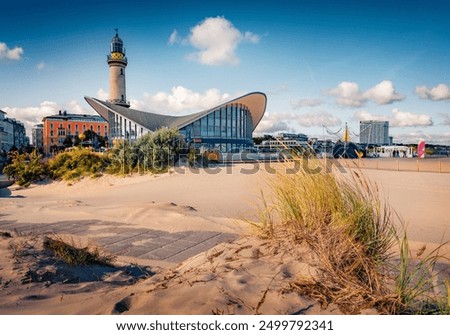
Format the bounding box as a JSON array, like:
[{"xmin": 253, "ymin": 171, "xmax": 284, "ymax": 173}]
[
  {"xmin": 207, "ymin": 113, "xmax": 214, "ymax": 136},
  {"xmin": 50, "ymin": 123, "xmax": 54, "ymax": 130}
]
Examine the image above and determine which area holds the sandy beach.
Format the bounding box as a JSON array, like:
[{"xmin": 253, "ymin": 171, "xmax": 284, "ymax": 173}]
[{"xmin": 0, "ymin": 159, "xmax": 449, "ymax": 314}]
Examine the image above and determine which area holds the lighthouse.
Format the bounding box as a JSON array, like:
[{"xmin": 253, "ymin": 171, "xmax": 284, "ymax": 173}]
[{"xmin": 107, "ymin": 29, "xmax": 129, "ymax": 108}]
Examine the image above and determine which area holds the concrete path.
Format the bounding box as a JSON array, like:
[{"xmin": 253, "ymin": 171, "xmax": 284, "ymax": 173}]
[{"xmin": 0, "ymin": 217, "xmax": 237, "ymax": 265}]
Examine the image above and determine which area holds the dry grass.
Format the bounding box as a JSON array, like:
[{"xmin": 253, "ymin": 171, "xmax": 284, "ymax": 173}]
[
  {"xmin": 256, "ymin": 157, "xmax": 448, "ymax": 314},
  {"xmin": 43, "ymin": 235, "xmax": 116, "ymax": 266}
]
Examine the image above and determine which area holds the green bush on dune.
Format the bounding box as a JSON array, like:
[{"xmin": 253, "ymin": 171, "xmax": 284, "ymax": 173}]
[
  {"xmin": 2, "ymin": 151, "xmax": 48, "ymax": 187},
  {"xmin": 2, "ymin": 128, "xmax": 183, "ymax": 186},
  {"xmin": 48, "ymin": 148, "xmax": 104, "ymax": 181},
  {"xmin": 105, "ymin": 128, "xmax": 182, "ymax": 175}
]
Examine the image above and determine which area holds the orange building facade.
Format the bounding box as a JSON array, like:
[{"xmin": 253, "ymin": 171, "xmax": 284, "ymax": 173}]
[{"xmin": 42, "ymin": 111, "xmax": 108, "ymax": 154}]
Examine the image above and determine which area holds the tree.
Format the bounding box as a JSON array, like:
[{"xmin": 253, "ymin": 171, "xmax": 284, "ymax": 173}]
[
  {"xmin": 63, "ymin": 136, "xmax": 73, "ymax": 148},
  {"xmin": 82, "ymin": 130, "xmax": 106, "ymax": 149}
]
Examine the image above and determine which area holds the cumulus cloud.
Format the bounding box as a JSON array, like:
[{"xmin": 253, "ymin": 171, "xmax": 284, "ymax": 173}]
[
  {"xmin": 326, "ymin": 81, "xmax": 366, "ymax": 107},
  {"xmin": 291, "ymin": 98, "xmax": 323, "ymax": 109},
  {"xmin": 297, "ymin": 111, "xmax": 341, "ymax": 127},
  {"xmin": 326, "ymin": 80, "xmax": 404, "ymax": 107},
  {"xmin": 0, "ymin": 42, "xmax": 23, "ymax": 60},
  {"xmin": 36, "ymin": 62, "xmax": 45, "ymax": 70},
  {"xmin": 415, "ymin": 83, "xmax": 450, "ymax": 101},
  {"xmin": 355, "ymin": 108, "xmax": 433, "ymax": 127},
  {"xmin": 96, "ymin": 88, "xmax": 109, "ymax": 101},
  {"xmin": 181, "ymin": 16, "xmax": 260, "ymax": 66},
  {"xmin": 254, "ymin": 113, "xmax": 293, "ymax": 134},
  {"xmin": 130, "ymin": 86, "xmax": 232, "ymax": 114},
  {"xmin": 2, "ymin": 100, "xmax": 90, "ymax": 136},
  {"xmin": 364, "ymin": 80, "xmax": 405, "ymax": 105}
]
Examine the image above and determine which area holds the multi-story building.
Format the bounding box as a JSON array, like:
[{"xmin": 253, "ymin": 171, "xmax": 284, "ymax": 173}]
[
  {"xmin": 0, "ymin": 110, "xmax": 29, "ymax": 152},
  {"xmin": 32, "ymin": 124, "xmax": 44, "ymax": 150},
  {"xmin": 42, "ymin": 110, "xmax": 108, "ymax": 154},
  {"xmin": 359, "ymin": 120, "xmax": 389, "ymax": 145}
]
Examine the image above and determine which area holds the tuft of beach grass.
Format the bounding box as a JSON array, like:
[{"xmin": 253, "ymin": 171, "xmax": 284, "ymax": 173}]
[
  {"xmin": 254, "ymin": 157, "xmax": 448, "ymax": 314},
  {"xmin": 43, "ymin": 235, "xmax": 116, "ymax": 267}
]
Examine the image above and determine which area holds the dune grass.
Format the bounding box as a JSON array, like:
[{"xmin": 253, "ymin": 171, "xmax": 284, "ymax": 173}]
[
  {"xmin": 256, "ymin": 158, "xmax": 448, "ymax": 314},
  {"xmin": 43, "ymin": 236, "xmax": 116, "ymax": 267}
]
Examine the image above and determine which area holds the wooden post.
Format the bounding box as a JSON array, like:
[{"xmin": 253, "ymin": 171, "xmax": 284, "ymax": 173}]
[{"xmin": 397, "ymin": 159, "xmax": 400, "ymax": 172}]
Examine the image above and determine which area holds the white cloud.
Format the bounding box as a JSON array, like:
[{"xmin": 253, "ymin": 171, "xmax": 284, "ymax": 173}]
[
  {"xmin": 65, "ymin": 100, "xmax": 90, "ymax": 115},
  {"xmin": 36, "ymin": 62, "xmax": 45, "ymax": 70},
  {"xmin": 130, "ymin": 86, "xmax": 232, "ymax": 114},
  {"xmin": 186, "ymin": 16, "xmax": 260, "ymax": 66},
  {"xmin": 254, "ymin": 113, "xmax": 293, "ymax": 134},
  {"xmin": 326, "ymin": 81, "xmax": 366, "ymax": 107},
  {"xmin": 354, "ymin": 110, "xmax": 386, "ymax": 122},
  {"xmin": 0, "ymin": 42, "xmax": 23, "ymax": 60},
  {"xmin": 2, "ymin": 100, "xmax": 90, "ymax": 136},
  {"xmin": 96, "ymin": 88, "xmax": 109, "ymax": 101},
  {"xmin": 291, "ymin": 98, "xmax": 323, "ymax": 109},
  {"xmin": 363, "ymin": 80, "xmax": 405, "ymax": 105},
  {"xmin": 297, "ymin": 111, "xmax": 341, "ymax": 127},
  {"xmin": 415, "ymin": 83, "xmax": 450, "ymax": 101},
  {"xmin": 354, "ymin": 108, "xmax": 433, "ymax": 127},
  {"xmin": 168, "ymin": 29, "xmax": 180, "ymax": 45},
  {"xmin": 326, "ymin": 80, "xmax": 404, "ymax": 107}
]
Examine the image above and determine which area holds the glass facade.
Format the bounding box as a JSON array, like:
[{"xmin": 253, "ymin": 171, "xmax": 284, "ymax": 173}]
[
  {"xmin": 105, "ymin": 103, "xmax": 255, "ymax": 152},
  {"xmin": 179, "ymin": 103, "xmax": 253, "ymax": 152},
  {"xmin": 108, "ymin": 111, "xmax": 148, "ymax": 141}
]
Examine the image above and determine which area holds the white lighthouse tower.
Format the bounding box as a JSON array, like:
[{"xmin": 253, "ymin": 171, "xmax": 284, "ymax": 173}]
[{"xmin": 107, "ymin": 29, "xmax": 129, "ymax": 108}]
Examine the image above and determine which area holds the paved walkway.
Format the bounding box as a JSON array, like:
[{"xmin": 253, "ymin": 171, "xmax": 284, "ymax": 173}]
[{"xmin": 0, "ymin": 218, "xmax": 237, "ymax": 264}]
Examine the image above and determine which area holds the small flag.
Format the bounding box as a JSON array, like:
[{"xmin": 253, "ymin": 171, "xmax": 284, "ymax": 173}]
[{"xmin": 417, "ymin": 140, "xmax": 426, "ymax": 159}]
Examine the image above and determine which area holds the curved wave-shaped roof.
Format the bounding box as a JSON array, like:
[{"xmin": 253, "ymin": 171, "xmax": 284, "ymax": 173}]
[{"xmin": 84, "ymin": 92, "xmax": 266, "ymax": 132}]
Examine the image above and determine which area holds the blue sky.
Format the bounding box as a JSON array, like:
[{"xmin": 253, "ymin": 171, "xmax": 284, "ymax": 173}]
[{"xmin": 1, "ymin": 0, "xmax": 449, "ymax": 144}]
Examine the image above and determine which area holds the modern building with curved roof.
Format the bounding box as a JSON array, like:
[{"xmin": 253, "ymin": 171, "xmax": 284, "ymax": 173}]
[{"xmin": 85, "ymin": 31, "xmax": 267, "ymax": 152}]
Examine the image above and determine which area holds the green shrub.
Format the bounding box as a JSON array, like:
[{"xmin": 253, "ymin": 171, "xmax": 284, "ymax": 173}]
[
  {"xmin": 106, "ymin": 128, "xmax": 182, "ymax": 175},
  {"xmin": 48, "ymin": 148, "xmax": 104, "ymax": 181},
  {"xmin": 2, "ymin": 151, "xmax": 48, "ymax": 186}
]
